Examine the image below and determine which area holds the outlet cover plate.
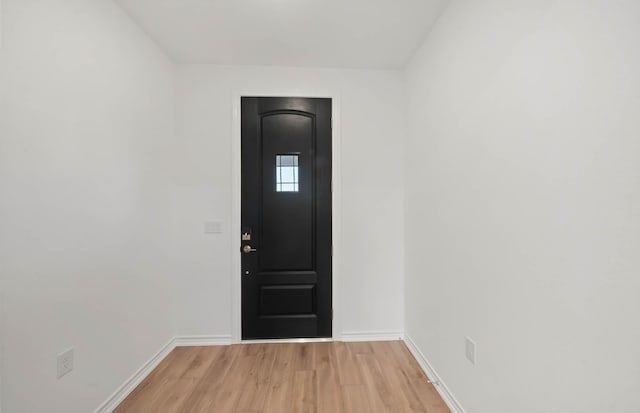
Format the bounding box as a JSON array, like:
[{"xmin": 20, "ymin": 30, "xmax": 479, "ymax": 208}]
[
  {"xmin": 57, "ymin": 348, "xmax": 74, "ymax": 379},
  {"xmin": 465, "ymin": 337, "xmax": 476, "ymax": 365}
]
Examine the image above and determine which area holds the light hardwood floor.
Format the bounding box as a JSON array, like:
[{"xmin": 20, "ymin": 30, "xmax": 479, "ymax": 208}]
[{"xmin": 114, "ymin": 341, "xmax": 450, "ymax": 413}]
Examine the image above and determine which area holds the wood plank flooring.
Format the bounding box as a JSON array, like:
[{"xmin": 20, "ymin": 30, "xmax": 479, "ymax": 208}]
[{"xmin": 114, "ymin": 341, "xmax": 450, "ymax": 413}]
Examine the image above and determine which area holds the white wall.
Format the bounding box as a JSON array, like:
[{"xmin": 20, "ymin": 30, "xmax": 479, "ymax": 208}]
[
  {"xmin": 405, "ymin": 1, "xmax": 640, "ymax": 412},
  {"xmin": 0, "ymin": 1, "xmax": 175, "ymax": 412},
  {"xmin": 172, "ymin": 65, "xmax": 405, "ymax": 339}
]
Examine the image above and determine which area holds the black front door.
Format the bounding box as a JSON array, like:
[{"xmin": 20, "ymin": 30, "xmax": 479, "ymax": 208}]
[{"xmin": 241, "ymin": 97, "xmax": 332, "ymax": 340}]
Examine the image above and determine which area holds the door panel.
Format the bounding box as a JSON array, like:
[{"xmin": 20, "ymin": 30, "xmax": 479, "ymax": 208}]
[
  {"xmin": 241, "ymin": 97, "xmax": 332, "ymax": 340},
  {"xmin": 259, "ymin": 285, "xmax": 316, "ymax": 316},
  {"xmin": 261, "ymin": 113, "xmax": 314, "ymax": 271}
]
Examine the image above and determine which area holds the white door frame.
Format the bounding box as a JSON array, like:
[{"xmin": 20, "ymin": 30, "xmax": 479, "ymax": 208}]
[{"xmin": 230, "ymin": 90, "xmax": 342, "ymax": 343}]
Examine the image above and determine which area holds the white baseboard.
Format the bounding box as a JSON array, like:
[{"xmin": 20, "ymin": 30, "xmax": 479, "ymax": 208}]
[
  {"xmin": 93, "ymin": 338, "xmax": 175, "ymax": 413},
  {"xmin": 403, "ymin": 335, "xmax": 466, "ymax": 413},
  {"xmin": 174, "ymin": 335, "xmax": 233, "ymax": 347},
  {"xmin": 340, "ymin": 331, "xmax": 404, "ymax": 342}
]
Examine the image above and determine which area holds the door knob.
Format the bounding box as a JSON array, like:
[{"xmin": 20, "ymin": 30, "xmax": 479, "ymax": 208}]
[{"xmin": 242, "ymin": 245, "xmax": 257, "ymax": 253}]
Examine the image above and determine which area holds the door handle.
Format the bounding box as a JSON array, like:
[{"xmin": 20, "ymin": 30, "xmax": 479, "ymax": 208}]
[{"xmin": 242, "ymin": 245, "xmax": 257, "ymax": 253}]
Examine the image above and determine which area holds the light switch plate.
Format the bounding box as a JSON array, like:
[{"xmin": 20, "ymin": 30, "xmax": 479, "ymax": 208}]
[{"xmin": 204, "ymin": 221, "xmax": 222, "ymax": 234}]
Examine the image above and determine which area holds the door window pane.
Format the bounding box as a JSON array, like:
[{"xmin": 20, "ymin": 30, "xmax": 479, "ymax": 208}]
[{"xmin": 276, "ymin": 155, "xmax": 299, "ymax": 192}]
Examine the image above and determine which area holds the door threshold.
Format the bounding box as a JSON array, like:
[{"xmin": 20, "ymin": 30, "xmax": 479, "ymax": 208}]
[{"xmin": 240, "ymin": 337, "xmax": 333, "ymax": 344}]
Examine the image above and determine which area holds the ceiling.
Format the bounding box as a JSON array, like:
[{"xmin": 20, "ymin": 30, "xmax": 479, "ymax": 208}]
[{"xmin": 115, "ymin": 0, "xmax": 449, "ymax": 69}]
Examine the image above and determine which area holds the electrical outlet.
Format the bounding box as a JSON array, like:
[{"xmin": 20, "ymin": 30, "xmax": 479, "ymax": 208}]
[
  {"xmin": 57, "ymin": 348, "xmax": 74, "ymax": 379},
  {"xmin": 465, "ymin": 337, "xmax": 476, "ymax": 365}
]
